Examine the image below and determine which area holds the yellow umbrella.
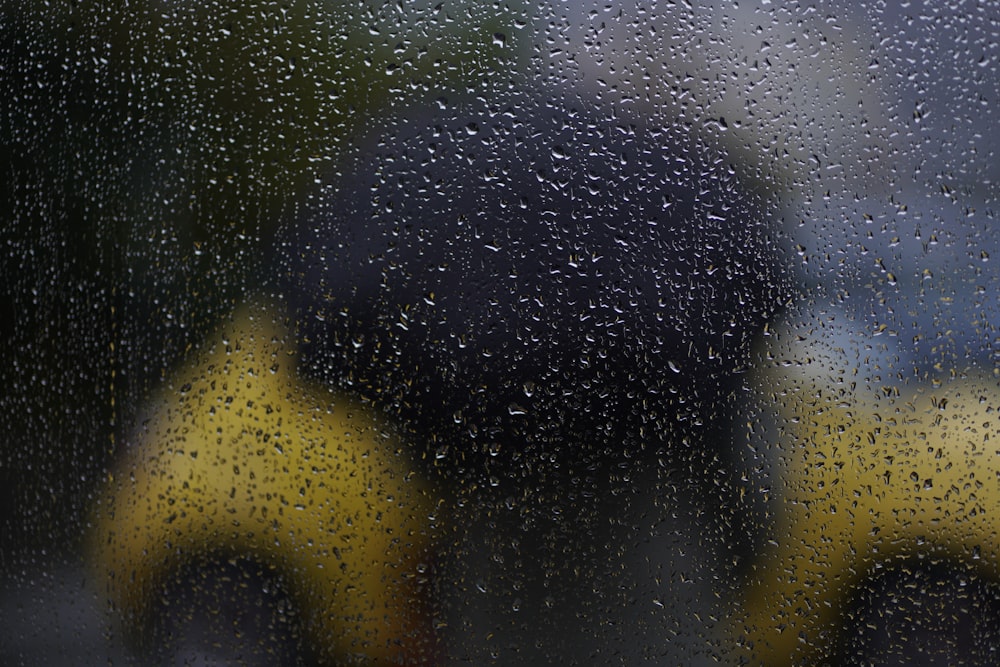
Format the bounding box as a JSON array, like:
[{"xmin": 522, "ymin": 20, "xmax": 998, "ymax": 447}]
[
  {"xmin": 90, "ymin": 301, "xmax": 435, "ymax": 664},
  {"xmin": 735, "ymin": 363, "xmax": 1000, "ymax": 664}
]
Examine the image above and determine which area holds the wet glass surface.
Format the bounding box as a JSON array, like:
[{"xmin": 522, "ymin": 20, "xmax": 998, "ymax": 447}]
[{"xmin": 2, "ymin": 2, "xmax": 998, "ymax": 665}]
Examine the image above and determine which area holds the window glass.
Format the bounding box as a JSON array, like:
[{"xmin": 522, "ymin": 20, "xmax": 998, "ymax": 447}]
[{"xmin": 2, "ymin": 1, "xmax": 997, "ymax": 664}]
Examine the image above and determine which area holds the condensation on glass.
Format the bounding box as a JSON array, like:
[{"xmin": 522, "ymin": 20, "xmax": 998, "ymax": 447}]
[{"xmin": 2, "ymin": 2, "xmax": 997, "ymax": 665}]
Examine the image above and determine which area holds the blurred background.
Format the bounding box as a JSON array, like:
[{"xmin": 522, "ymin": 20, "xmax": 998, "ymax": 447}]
[{"xmin": 2, "ymin": 1, "xmax": 998, "ymax": 665}]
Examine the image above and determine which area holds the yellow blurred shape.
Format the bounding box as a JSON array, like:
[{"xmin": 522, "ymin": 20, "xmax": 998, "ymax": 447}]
[
  {"xmin": 90, "ymin": 302, "xmax": 433, "ymax": 664},
  {"xmin": 737, "ymin": 372, "xmax": 1000, "ymax": 664}
]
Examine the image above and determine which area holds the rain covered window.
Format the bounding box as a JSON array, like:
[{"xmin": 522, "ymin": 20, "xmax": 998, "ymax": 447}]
[{"xmin": 2, "ymin": 1, "xmax": 998, "ymax": 665}]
